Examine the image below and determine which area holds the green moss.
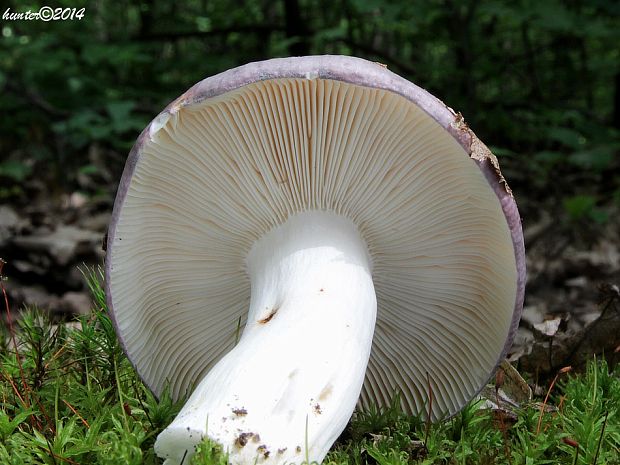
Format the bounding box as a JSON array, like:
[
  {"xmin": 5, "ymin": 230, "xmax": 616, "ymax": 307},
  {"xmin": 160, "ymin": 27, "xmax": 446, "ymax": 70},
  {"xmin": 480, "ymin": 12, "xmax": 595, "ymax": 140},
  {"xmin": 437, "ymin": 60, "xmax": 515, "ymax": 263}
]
[{"xmin": 1, "ymin": 268, "xmax": 619, "ymax": 464}]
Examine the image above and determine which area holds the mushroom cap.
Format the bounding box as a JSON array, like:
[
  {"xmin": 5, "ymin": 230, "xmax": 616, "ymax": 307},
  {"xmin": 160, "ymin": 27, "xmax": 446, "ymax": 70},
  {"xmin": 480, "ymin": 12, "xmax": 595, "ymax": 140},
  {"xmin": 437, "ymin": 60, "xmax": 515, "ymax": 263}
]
[{"xmin": 105, "ymin": 55, "xmax": 525, "ymax": 421}]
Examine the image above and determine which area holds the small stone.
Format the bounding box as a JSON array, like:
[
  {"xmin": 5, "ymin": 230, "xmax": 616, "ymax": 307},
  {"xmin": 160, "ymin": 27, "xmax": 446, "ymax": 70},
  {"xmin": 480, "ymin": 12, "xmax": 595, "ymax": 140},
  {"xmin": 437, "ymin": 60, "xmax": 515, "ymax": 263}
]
[
  {"xmin": 13, "ymin": 225, "xmax": 101, "ymax": 265},
  {"xmin": 534, "ymin": 317, "xmax": 562, "ymax": 337},
  {"xmin": 59, "ymin": 292, "xmax": 91, "ymax": 315}
]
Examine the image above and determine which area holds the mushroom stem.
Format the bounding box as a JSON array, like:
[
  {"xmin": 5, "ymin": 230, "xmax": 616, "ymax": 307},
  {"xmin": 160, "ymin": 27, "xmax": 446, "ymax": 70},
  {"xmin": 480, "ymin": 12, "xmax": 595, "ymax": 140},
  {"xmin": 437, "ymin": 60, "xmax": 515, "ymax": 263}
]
[{"xmin": 155, "ymin": 211, "xmax": 377, "ymax": 465}]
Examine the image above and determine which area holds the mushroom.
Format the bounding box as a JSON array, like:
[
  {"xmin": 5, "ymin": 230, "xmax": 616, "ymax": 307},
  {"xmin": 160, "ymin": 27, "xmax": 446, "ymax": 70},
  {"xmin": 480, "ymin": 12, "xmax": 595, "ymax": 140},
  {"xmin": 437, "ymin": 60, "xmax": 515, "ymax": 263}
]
[{"xmin": 105, "ymin": 56, "xmax": 525, "ymax": 465}]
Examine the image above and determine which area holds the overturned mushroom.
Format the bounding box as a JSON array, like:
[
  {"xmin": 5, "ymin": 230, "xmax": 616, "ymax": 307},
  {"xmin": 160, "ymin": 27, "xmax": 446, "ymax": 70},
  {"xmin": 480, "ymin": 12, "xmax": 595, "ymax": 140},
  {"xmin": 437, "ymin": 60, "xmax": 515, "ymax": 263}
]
[{"xmin": 105, "ymin": 56, "xmax": 525, "ymax": 465}]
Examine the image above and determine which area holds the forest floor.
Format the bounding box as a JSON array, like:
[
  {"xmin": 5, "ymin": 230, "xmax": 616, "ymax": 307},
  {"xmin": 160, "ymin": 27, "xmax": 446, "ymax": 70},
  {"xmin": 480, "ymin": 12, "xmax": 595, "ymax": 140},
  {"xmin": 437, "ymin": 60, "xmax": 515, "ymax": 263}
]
[
  {"xmin": 1, "ymin": 270, "xmax": 619, "ymax": 464},
  {"xmin": 1, "ymin": 154, "xmax": 619, "ymax": 382},
  {"xmin": 0, "ymin": 161, "xmax": 619, "ymax": 464}
]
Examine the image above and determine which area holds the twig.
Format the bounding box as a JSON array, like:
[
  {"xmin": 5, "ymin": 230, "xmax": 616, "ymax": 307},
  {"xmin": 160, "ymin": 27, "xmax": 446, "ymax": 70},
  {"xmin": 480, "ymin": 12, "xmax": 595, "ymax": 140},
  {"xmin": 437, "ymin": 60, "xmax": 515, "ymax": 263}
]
[
  {"xmin": 536, "ymin": 366, "xmax": 572, "ymax": 435},
  {"xmin": 562, "ymin": 437, "xmax": 579, "ymax": 465},
  {"xmin": 62, "ymin": 399, "xmax": 90, "ymax": 429},
  {"xmin": 132, "ymin": 377, "xmax": 154, "ymax": 429},
  {"xmin": 3, "ymin": 80, "xmax": 70, "ymax": 118},
  {"xmin": 2, "ymin": 372, "xmax": 27, "ymax": 406},
  {"xmin": 494, "ymin": 369, "xmax": 512, "ymax": 465},
  {"xmin": 0, "ymin": 259, "xmax": 30, "ymax": 407},
  {"xmin": 592, "ymin": 411, "xmax": 609, "ymax": 465}
]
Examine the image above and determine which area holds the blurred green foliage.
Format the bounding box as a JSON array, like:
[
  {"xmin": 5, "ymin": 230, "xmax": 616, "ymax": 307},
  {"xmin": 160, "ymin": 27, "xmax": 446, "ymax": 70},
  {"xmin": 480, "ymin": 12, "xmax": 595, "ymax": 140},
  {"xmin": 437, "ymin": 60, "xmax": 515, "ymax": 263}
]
[{"xmin": 0, "ymin": 0, "xmax": 618, "ymax": 219}]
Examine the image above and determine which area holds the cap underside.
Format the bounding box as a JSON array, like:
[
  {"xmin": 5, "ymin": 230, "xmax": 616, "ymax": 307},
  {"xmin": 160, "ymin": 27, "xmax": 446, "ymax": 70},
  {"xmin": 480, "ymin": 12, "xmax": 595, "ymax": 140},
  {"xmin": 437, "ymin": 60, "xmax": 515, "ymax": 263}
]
[{"xmin": 108, "ymin": 77, "xmax": 517, "ymax": 420}]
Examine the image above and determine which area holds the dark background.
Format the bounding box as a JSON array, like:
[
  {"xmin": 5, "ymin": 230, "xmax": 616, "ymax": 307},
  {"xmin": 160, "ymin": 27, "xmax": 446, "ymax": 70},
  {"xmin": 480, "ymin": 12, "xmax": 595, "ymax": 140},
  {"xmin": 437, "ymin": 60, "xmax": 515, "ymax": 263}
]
[{"xmin": 1, "ymin": 0, "xmax": 619, "ymax": 374}]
